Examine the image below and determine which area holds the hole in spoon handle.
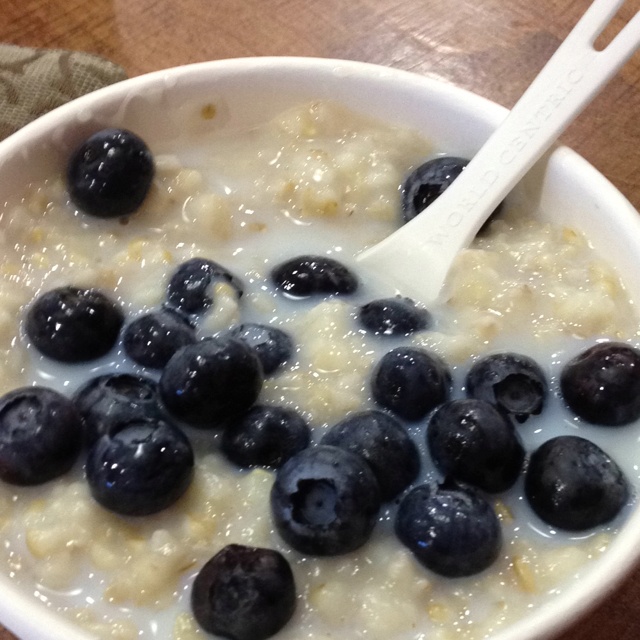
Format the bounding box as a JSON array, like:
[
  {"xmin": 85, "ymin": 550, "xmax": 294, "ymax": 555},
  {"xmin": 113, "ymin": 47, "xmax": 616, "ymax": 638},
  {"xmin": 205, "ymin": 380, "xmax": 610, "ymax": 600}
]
[
  {"xmin": 551, "ymin": 0, "xmax": 640, "ymax": 91},
  {"xmin": 474, "ymin": 0, "xmax": 640, "ymax": 194},
  {"xmin": 589, "ymin": 0, "xmax": 640, "ymax": 53}
]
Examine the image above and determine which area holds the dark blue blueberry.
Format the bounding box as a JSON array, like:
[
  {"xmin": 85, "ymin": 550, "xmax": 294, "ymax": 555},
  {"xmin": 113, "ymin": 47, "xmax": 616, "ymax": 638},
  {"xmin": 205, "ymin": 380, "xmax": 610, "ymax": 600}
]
[
  {"xmin": 67, "ymin": 128, "xmax": 154, "ymax": 218},
  {"xmin": 86, "ymin": 418, "xmax": 194, "ymax": 516},
  {"xmin": 427, "ymin": 399, "xmax": 525, "ymax": 493},
  {"xmin": 226, "ymin": 323, "xmax": 294, "ymax": 375},
  {"xmin": 123, "ymin": 307, "xmax": 197, "ymax": 369},
  {"xmin": 166, "ymin": 258, "xmax": 243, "ymax": 314},
  {"xmin": 73, "ymin": 373, "xmax": 163, "ymax": 446},
  {"xmin": 222, "ymin": 405, "xmax": 310, "ymax": 469},
  {"xmin": 560, "ymin": 342, "xmax": 640, "ymax": 426},
  {"xmin": 320, "ymin": 409, "xmax": 420, "ymax": 501},
  {"xmin": 357, "ymin": 296, "xmax": 431, "ymax": 336},
  {"xmin": 395, "ymin": 479, "xmax": 502, "ymax": 577},
  {"xmin": 466, "ymin": 352, "xmax": 547, "ymax": 424},
  {"xmin": 191, "ymin": 544, "xmax": 296, "ymax": 640},
  {"xmin": 401, "ymin": 156, "xmax": 502, "ymax": 231},
  {"xmin": 25, "ymin": 286, "xmax": 124, "ymax": 363},
  {"xmin": 525, "ymin": 435, "xmax": 629, "ymax": 531},
  {"xmin": 270, "ymin": 445, "xmax": 381, "ymax": 556},
  {"xmin": 0, "ymin": 386, "xmax": 82, "ymax": 485},
  {"xmin": 159, "ymin": 336, "xmax": 263, "ymax": 428},
  {"xmin": 271, "ymin": 255, "xmax": 358, "ymax": 298},
  {"xmin": 372, "ymin": 347, "xmax": 451, "ymax": 421},
  {"xmin": 401, "ymin": 156, "xmax": 469, "ymax": 222}
]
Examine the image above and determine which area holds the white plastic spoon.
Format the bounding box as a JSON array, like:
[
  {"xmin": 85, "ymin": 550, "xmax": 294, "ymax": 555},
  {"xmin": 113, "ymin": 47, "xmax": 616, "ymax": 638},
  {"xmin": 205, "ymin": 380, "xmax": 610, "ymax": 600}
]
[{"xmin": 356, "ymin": 0, "xmax": 640, "ymax": 302}]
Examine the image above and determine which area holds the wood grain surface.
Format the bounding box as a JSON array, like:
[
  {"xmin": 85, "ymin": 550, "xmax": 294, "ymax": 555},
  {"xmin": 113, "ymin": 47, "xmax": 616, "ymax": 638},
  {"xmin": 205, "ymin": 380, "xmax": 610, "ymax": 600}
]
[{"xmin": 2, "ymin": 0, "xmax": 640, "ymax": 639}]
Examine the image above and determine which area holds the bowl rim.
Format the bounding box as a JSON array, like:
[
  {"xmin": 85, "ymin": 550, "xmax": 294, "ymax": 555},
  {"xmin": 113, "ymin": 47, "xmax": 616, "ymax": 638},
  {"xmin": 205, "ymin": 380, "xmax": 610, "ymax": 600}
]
[{"xmin": 0, "ymin": 55, "xmax": 640, "ymax": 640}]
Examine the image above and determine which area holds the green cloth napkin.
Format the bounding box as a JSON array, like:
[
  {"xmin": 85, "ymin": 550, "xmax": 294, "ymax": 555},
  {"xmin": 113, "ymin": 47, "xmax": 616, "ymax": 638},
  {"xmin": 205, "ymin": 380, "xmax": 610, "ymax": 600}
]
[{"xmin": 0, "ymin": 43, "xmax": 127, "ymax": 140}]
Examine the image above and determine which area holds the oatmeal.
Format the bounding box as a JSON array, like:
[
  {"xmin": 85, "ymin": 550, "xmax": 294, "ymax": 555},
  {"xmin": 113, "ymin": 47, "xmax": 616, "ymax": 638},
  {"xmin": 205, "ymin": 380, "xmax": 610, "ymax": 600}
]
[{"xmin": 0, "ymin": 100, "xmax": 637, "ymax": 640}]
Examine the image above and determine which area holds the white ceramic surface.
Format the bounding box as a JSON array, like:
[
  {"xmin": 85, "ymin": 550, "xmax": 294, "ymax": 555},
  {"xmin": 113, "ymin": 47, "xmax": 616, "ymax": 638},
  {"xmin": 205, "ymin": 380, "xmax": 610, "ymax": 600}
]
[{"xmin": 1, "ymin": 57, "xmax": 640, "ymax": 640}]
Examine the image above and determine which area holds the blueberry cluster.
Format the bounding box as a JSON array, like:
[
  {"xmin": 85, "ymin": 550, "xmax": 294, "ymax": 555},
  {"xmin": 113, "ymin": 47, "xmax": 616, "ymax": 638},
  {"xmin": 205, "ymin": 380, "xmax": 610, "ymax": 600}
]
[
  {"xmin": 17, "ymin": 249, "xmax": 305, "ymax": 510},
  {"xmin": 267, "ymin": 258, "xmax": 635, "ymax": 580},
  {"xmin": 12, "ymin": 253, "xmax": 636, "ymax": 628},
  {"xmin": 9, "ymin": 241, "xmax": 368, "ymax": 636},
  {"xmin": 9, "ymin": 241, "xmax": 310, "ymax": 637},
  {"xmin": 3, "ymin": 130, "xmax": 637, "ymax": 639},
  {"xmin": 371, "ymin": 341, "xmax": 634, "ymax": 577}
]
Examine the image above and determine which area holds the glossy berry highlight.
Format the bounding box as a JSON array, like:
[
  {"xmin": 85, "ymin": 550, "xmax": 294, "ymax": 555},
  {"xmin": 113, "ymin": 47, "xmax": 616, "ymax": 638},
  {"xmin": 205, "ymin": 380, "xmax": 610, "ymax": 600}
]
[{"xmin": 67, "ymin": 128, "xmax": 154, "ymax": 218}]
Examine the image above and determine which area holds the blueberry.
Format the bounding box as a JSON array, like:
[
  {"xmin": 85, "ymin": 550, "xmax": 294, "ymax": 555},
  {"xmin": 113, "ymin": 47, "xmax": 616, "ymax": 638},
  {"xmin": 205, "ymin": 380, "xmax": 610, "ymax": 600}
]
[
  {"xmin": 25, "ymin": 286, "xmax": 123, "ymax": 363},
  {"xmin": 123, "ymin": 307, "xmax": 197, "ymax": 369},
  {"xmin": 222, "ymin": 405, "xmax": 310, "ymax": 469},
  {"xmin": 525, "ymin": 435, "xmax": 629, "ymax": 531},
  {"xmin": 401, "ymin": 156, "xmax": 502, "ymax": 231},
  {"xmin": 372, "ymin": 347, "xmax": 451, "ymax": 421},
  {"xmin": 271, "ymin": 445, "xmax": 381, "ymax": 555},
  {"xmin": 86, "ymin": 419, "xmax": 194, "ymax": 516},
  {"xmin": 560, "ymin": 342, "xmax": 640, "ymax": 426},
  {"xmin": 271, "ymin": 255, "xmax": 358, "ymax": 298},
  {"xmin": 321, "ymin": 409, "xmax": 420, "ymax": 501},
  {"xmin": 0, "ymin": 386, "xmax": 82, "ymax": 485},
  {"xmin": 427, "ymin": 399, "xmax": 525, "ymax": 493},
  {"xmin": 166, "ymin": 258, "xmax": 243, "ymax": 314},
  {"xmin": 357, "ymin": 296, "xmax": 431, "ymax": 336},
  {"xmin": 401, "ymin": 156, "xmax": 469, "ymax": 222},
  {"xmin": 159, "ymin": 336, "xmax": 263, "ymax": 428},
  {"xmin": 466, "ymin": 352, "xmax": 547, "ymax": 424},
  {"xmin": 67, "ymin": 128, "xmax": 154, "ymax": 218},
  {"xmin": 191, "ymin": 544, "xmax": 296, "ymax": 640},
  {"xmin": 73, "ymin": 373, "xmax": 164, "ymax": 446},
  {"xmin": 225, "ymin": 323, "xmax": 294, "ymax": 375},
  {"xmin": 395, "ymin": 479, "xmax": 502, "ymax": 577}
]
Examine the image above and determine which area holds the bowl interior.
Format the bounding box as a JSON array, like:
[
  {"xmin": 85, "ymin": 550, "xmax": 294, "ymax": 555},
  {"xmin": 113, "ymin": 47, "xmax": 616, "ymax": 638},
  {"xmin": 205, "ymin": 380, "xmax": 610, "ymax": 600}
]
[{"xmin": 1, "ymin": 57, "xmax": 640, "ymax": 640}]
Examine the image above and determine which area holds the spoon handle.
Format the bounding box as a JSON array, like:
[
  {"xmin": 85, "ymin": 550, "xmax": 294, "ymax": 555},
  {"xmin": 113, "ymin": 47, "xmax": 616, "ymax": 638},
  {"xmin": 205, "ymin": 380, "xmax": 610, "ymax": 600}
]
[{"xmin": 357, "ymin": 0, "xmax": 640, "ymax": 302}]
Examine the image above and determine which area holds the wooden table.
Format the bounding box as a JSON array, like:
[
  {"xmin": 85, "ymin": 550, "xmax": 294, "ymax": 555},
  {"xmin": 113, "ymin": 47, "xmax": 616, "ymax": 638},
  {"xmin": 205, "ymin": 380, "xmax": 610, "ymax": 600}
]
[{"xmin": 2, "ymin": 0, "xmax": 640, "ymax": 638}]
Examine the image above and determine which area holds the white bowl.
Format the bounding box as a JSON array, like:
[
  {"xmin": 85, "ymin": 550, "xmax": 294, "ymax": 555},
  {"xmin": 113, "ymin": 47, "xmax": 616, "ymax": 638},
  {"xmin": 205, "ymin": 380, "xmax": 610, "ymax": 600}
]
[{"xmin": 1, "ymin": 57, "xmax": 640, "ymax": 640}]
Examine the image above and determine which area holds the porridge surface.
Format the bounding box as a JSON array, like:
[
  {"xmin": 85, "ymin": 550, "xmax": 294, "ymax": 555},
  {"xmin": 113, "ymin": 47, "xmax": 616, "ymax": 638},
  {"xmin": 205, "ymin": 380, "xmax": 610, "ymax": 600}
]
[{"xmin": 0, "ymin": 101, "xmax": 637, "ymax": 640}]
